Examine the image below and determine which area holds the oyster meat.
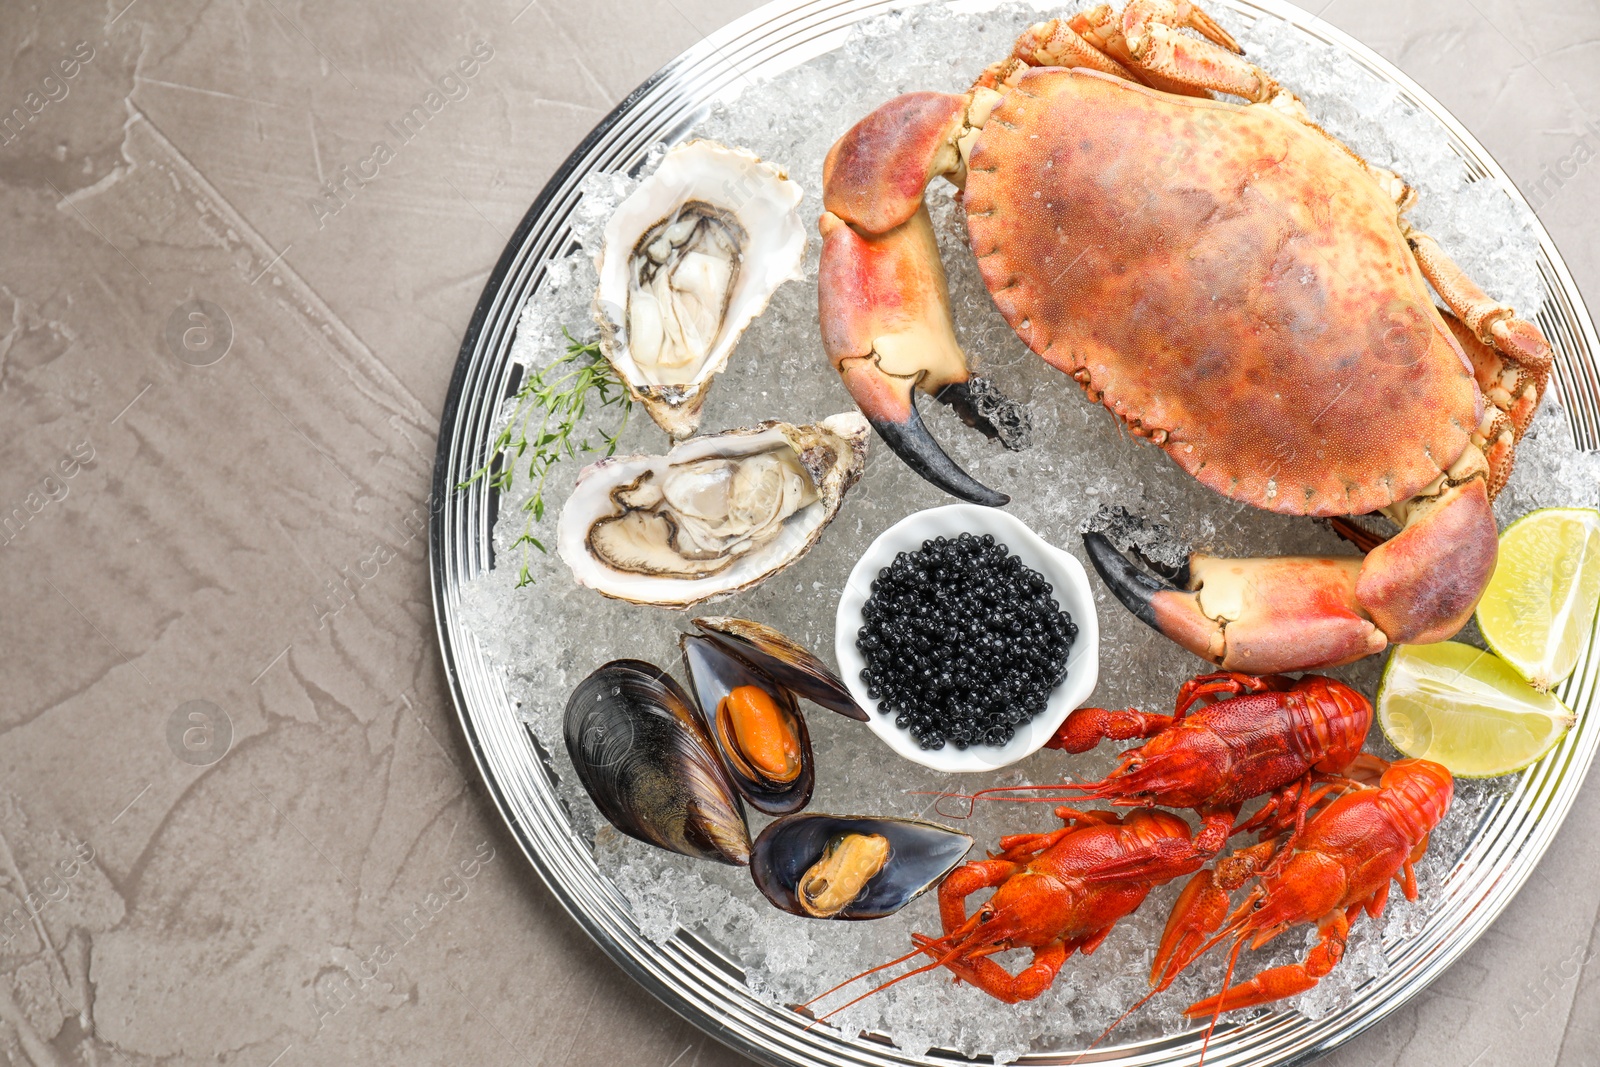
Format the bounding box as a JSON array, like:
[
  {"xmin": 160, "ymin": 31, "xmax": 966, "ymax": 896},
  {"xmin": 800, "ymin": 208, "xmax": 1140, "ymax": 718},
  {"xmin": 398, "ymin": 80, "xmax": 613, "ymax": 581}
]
[
  {"xmin": 587, "ymin": 447, "xmax": 814, "ymax": 580},
  {"xmin": 557, "ymin": 414, "xmax": 869, "ymax": 607},
  {"xmin": 594, "ymin": 140, "xmax": 806, "ymax": 439}
]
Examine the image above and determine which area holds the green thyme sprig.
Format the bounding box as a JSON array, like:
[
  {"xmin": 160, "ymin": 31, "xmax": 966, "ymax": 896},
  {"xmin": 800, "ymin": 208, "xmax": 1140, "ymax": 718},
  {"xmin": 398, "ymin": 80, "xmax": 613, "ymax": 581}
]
[{"xmin": 460, "ymin": 329, "xmax": 633, "ymax": 587}]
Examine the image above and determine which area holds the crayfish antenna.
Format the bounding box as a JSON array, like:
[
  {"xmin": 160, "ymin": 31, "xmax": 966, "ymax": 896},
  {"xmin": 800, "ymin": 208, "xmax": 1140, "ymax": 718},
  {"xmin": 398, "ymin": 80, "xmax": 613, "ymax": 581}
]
[
  {"xmin": 1068, "ymin": 983, "xmax": 1167, "ymax": 1063},
  {"xmin": 803, "ymin": 937, "xmax": 971, "ymax": 1032},
  {"xmin": 807, "ymin": 956, "xmax": 951, "ymax": 1030},
  {"xmin": 1196, "ymin": 936, "xmax": 1250, "ymax": 1067},
  {"xmin": 915, "ymin": 782, "xmax": 1108, "ymax": 820},
  {"xmin": 798, "ymin": 913, "xmax": 983, "ymax": 1031},
  {"xmin": 799, "ymin": 941, "xmax": 941, "ymax": 1011},
  {"xmin": 967, "ymin": 781, "xmax": 1104, "ymax": 803},
  {"xmin": 909, "ymin": 790, "xmax": 979, "ymax": 820},
  {"xmin": 1072, "ymin": 920, "xmax": 1253, "ymax": 1065}
]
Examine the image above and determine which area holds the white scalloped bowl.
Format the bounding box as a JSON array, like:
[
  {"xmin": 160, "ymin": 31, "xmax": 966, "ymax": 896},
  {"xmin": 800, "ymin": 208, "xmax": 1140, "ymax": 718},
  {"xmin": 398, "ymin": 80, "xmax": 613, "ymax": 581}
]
[{"xmin": 834, "ymin": 504, "xmax": 1100, "ymax": 774}]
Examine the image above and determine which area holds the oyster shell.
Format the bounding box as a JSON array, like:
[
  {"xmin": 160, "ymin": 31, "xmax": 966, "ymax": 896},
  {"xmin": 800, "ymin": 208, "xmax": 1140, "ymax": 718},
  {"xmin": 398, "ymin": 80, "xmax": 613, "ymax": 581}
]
[
  {"xmin": 556, "ymin": 414, "xmax": 869, "ymax": 607},
  {"xmin": 593, "ymin": 140, "xmax": 806, "ymax": 439}
]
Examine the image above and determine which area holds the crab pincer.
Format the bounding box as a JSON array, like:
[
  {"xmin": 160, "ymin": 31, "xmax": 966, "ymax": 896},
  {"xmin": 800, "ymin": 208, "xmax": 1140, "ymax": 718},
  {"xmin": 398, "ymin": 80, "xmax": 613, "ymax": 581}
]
[
  {"xmin": 1083, "ymin": 457, "xmax": 1501, "ymax": 674},
  {"xmin": 818, "ymin": 91, "xmax": 1028, "ymax": 507}
]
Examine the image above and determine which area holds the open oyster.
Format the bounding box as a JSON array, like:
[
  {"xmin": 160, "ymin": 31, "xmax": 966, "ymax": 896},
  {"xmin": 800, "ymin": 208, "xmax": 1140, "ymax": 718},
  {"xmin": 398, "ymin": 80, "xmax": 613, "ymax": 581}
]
[
  {"xmin": 593, "ymin": 140, "xmax": 806, "ymax": 439},
  {"xmin": 556, "ymin": 414, "xmax": 869, "ymax": 607}
]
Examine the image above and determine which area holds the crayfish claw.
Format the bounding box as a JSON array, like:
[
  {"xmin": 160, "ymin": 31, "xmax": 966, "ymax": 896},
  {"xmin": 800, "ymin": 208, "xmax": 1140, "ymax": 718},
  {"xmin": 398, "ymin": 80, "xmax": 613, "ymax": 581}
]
[
  {"xmin": 1082, "ymin": 837, "xmax": 1207, "ymax": 886},
  {"xmin": 1151, "ymin": 868, "xmax": 1231, "ymax": 991}
]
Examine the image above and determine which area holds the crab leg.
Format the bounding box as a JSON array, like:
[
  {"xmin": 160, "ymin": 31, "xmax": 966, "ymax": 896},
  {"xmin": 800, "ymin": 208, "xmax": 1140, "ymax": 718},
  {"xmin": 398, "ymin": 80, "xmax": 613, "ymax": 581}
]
[
  {"xmin": 1406, "ymin": 228, "xmax": 1554, "ymax": 375},
  {"xmin": 1115, "ymin": 0, "xmax": 1283, "ymax": 103},
  {"xmin": 1059, "ymin": 7, "xmax": 1206, "ymax": 98},
  {"xmin": 1406, "ymin": 228, "xmax": 1553, "ymax": 492},
  {"xmin": 1443, "ymin": 313, "xmax": 1541, "ymax": 497},
  {"xmin": 819, "ymin": 90, "xmax": 1028, "ymax": 507},
  {"xmin": 1011, "ymin": 14, "xmax": 1139, "ymax": 81},
  {"xmin": 1018, "ymin": 4, "xmax": 1254, "ymax": 102}
]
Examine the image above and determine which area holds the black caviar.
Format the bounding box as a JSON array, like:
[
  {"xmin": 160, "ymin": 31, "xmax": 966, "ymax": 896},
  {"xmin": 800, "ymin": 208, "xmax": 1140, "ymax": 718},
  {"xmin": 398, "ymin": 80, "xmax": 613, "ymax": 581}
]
[{"xmin": 857, "ymin": 533, "xmax": 1077, "ymax": 750}]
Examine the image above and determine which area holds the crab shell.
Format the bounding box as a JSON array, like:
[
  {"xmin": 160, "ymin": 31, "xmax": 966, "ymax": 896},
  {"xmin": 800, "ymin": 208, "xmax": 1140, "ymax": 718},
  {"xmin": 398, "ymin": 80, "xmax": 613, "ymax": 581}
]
[
  {"xmin": 593, "ymin": 140, "xmax": 808, "ymax": 440},
  {"xmin": 963, "ymin": 68, "xmax": 1481, "ymax": 517},
  {"xmin": 555, "ymin": 413, "xmax": 870, "ymax": 608}
]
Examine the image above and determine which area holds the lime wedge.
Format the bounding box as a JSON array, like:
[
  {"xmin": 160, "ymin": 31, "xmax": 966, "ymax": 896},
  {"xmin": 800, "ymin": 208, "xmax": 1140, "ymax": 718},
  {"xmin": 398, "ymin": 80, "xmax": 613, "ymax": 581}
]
[
  {"xmin": 1377, "ymin": 641, "xmax": 1574, "ymax": 778},
  {"xmin": 1476, "ymin": 507, "xmax": 1600, "ymax": 691}
]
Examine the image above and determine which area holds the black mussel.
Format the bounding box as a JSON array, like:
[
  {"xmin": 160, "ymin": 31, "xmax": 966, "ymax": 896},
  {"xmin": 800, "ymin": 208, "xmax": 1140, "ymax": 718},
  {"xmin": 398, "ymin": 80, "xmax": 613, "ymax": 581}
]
[
  {"xmin": 681, "ymin": 635, "xmax": 815, "ymax": 815},
  {"xmin": 564, "ymin": 659, "xmax": 751, "ymax": 866},
  {"xmin": 692, "ymin": 616, "xmax": 868, "ymax": 722},
  {"xmin": 751, "ymin": 814, "xmax": 972, "ymax": 920}
]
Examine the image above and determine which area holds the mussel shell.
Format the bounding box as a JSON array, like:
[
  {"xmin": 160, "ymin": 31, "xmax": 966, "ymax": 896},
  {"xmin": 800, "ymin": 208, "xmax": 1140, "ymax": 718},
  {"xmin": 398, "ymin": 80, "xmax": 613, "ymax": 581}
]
[
  {"xmin": 751, "ymin": 814, "xmax": 972, "ymax": 920},
  {"xmin": 681, "ymin": 635, "xmax": 814, "ymax": 815},
  {"xmin": 564, "ymin": 659, "xmax": 751, "ymax": 865},
  {"xmin": 693, "ymin": 616, "xmax": 868, "ymax": 722}
]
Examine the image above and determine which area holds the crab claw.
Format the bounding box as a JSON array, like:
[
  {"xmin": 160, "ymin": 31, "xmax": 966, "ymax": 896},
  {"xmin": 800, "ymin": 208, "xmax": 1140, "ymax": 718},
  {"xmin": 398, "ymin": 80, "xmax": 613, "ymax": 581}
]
[
  {"xmin": 1083, "ymin": 533, "xmax": 1385, "ymax": 673},
  {"xmin": 1357, "ymin": 472, "xmax": 1497, "ymax": 645},
  {"xmin": 820, "ymin": 208, "xmax": 1011, "ymax": 506},
  {"xmin": 819, "ymin": 91, "xmax": 1028, "ymax": 508},
  {"xmin": 1086, "ymin": 455, "xmax": 1498, "ymax": 673}
]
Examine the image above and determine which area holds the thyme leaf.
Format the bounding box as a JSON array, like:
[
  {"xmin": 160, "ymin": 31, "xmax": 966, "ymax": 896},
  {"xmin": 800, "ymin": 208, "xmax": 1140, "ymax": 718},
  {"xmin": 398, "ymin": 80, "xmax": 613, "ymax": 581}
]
[{"xmin": 459, "ymin": 329, "xmax": 632, "ymax": 587}]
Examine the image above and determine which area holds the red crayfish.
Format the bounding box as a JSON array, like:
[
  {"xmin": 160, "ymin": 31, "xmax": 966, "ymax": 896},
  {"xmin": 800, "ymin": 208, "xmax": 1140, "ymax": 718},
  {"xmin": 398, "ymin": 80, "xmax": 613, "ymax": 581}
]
[
  {"xmin": 1152, "ymin": 756, "xmax": 1454, "ymax": 1020},
  {"xmin": 962, "ymin": 670, "xmax": 1374, "ymax": 883},
  {"xmin": 804, "ymin": 673, "xmax": 1444, "ymax": 1032},
  {"xmin": 805, "ymin": 807, "xmax": 1193, "ymax": 1013}
]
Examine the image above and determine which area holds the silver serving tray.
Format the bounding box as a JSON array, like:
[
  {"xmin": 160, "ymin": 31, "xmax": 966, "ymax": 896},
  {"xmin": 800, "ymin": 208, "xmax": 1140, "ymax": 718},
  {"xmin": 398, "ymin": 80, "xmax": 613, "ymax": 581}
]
[{"xmin": 430, "ymin": 2, "xmax": 1600, "ymax": 1063}]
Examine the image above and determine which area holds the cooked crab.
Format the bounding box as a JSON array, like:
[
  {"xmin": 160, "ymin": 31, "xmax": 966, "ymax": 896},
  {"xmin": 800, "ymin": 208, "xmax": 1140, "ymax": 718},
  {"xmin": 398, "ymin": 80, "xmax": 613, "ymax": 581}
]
[{"xmin": 817, "ymin": 0, "xmax": 1552, "ymax": 674}]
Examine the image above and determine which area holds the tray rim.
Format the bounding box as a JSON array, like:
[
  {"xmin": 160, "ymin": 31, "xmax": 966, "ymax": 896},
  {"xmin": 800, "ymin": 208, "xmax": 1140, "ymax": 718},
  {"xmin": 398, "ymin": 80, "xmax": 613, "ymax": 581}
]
[{"xmin": 428, "ymin": 3, "xmax": 1600, "ymax": 1065}]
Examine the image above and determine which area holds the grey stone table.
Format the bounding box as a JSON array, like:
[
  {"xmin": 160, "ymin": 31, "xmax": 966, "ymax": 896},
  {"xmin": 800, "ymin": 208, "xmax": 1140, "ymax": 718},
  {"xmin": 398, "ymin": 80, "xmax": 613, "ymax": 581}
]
[{"xmin": 0, "ymin": 1, "xmax": 1596, "ymax": 1065}]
